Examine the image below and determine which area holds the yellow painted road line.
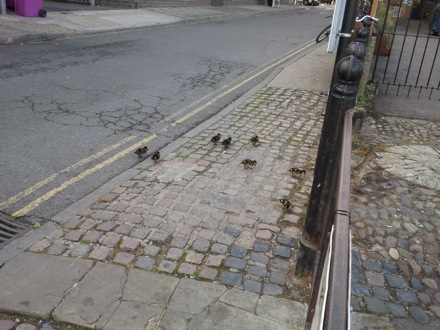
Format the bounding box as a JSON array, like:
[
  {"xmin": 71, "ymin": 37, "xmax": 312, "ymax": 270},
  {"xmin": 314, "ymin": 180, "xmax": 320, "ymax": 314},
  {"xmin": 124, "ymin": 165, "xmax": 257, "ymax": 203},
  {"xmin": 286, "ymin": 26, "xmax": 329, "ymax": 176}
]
[
  {"xmin": 12, "ymin": 134, "xmax": 157, "ymax": 218},
  {"xmin": 163, "ymin": 40, "xmax": 316, "ymax": 125},
  {"xmin": 0, "ymin": 135, "xmax": 137, "ymax": 210},
  {"xmin": 171, "ymin": 40, "xmax": 316, "ymax": 126},
  {"xmin": 9, "ymin": 40, "xmax": 316, "ymax": 217}
]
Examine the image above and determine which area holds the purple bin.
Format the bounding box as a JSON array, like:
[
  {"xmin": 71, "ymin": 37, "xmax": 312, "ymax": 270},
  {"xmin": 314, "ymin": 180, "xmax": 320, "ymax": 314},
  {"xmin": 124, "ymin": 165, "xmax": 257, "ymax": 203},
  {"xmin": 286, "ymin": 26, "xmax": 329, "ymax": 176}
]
[{"xmin": 15, "ymin": 0, "xmax": 44, "ymax": 17}]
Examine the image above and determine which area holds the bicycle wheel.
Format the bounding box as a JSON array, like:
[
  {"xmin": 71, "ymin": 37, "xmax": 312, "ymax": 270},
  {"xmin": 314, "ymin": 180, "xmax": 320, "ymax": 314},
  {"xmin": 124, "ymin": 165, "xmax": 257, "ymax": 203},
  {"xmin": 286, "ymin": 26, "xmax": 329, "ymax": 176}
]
[{"xmin": 316, "ymin": 25, "xmax": 332, "ymax": 43}]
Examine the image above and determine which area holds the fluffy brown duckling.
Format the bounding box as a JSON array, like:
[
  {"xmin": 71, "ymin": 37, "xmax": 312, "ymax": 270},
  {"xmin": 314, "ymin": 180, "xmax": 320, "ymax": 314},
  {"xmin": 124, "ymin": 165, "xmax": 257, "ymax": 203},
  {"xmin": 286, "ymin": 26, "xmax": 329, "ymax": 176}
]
[
  {"xmin": 211, "ymin": 133, "xmax": 222, "ymax": 144},
  {"xmin": 241, "ymin": 159, "xmax": 257, "ymax": 169},
  {"xmin": 279, "ymin": 199, "xmax": 291, "ymax": 211},
  {"xmin": 151, "ymin": 151, "xmax": 160, "ymax": 162},
  {"xmin": 135, "ymin": 146, "xmax": 148, "ymax": 157}
]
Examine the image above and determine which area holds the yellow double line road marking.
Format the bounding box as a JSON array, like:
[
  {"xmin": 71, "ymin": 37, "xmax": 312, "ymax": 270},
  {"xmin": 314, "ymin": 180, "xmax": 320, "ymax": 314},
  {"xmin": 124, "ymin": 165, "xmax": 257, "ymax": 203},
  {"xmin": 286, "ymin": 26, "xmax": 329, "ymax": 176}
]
[
  {"xmin": 6, "ymin": 40, "xmax": 316, "ymax": 218},
  {"xmin": 12, "ymin": 135, "xmax": 157, "ymax": 218},
  {"xmin": 0, "ymin": 135, "xmax": 137, "ymax": 210}
]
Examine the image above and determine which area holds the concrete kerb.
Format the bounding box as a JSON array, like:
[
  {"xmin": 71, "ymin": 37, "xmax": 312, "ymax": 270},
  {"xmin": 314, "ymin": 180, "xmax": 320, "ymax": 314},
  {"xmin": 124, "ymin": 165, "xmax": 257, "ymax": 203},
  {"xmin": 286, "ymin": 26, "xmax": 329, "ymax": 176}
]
[
  {"xmin": 0, "ymin": 6, "xmax": 301, "ymax": 45},
  {"xmin": 0, "ymin": 32, "xmax": 71, "ymax": 45}
]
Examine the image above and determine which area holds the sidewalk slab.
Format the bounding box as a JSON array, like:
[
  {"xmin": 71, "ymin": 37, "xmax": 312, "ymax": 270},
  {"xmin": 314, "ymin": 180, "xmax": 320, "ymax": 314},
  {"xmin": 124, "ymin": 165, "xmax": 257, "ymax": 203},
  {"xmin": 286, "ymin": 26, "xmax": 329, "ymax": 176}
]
[
  {"xmin": 0, "ymin": 252, "xmax": 93, "ymax": 318},
  {"xmin": 161, "ymin": 278, "xmax": 306, "ymax": 330},
  {"xmin": 269, "ymin": 42, "xmax": 335, "ymax": 91},
  {"xmin": 52, "ymin": 262, "xmax": 127, "ymax": 328}
]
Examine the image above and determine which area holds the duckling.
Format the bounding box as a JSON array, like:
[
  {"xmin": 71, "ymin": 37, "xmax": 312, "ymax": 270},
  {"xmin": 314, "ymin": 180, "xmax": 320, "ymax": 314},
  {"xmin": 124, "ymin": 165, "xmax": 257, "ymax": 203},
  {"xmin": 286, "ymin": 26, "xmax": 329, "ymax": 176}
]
[
  {"xmin": 289, "ymin": 167, "xmax": 306, "ymax": 177},
  {"xmin": 222, "ymin": 137, "xmax": 232, "ymax": 149},
  {"xmin": 135, "ymin": 146, "xmax": 148, "ymax": 157},
  {"xmin": 151, "ymin": 151, "xmax": 160, "ymax": 162},
  {"xmin": 250, "ymin": 135, "xmax": 259, "ymax": 146},
  {"xmin": 241, "ymin": 159, "xmax": 257, "ymax": 169},
  {"xmin": 279, "ymin": 199, "xmax": 291, "ymax": 211},
  {"xmin": 211, "ymin": 133, "xmax": 222, "ymax": 144}
]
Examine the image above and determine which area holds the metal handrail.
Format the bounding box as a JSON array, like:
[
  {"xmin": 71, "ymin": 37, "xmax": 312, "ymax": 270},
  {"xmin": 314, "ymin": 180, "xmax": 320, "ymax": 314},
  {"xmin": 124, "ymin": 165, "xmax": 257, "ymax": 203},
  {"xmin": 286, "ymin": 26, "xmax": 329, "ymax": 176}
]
[
  {"xmin": 306, "ymin": 108, "xmax": 355, "ymax": 330},
  {"xmin": 323, "ymin": 108, "xmax": 354, "ymax": 329}
]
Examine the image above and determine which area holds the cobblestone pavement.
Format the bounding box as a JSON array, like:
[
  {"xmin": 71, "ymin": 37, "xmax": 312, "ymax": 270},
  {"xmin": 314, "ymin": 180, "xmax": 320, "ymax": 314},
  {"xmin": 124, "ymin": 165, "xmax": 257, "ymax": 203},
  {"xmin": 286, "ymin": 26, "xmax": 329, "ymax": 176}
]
[
  {"xmin": 18, "ymin": 86, "xmax": 440, "ymax": 329},
  {"xmin": 28, "ymin": 87, "xmax": 325, "ymax": 301},
  {"xmin": 350, "ymin": 115, "xmax": 440, "ymax": 327}
]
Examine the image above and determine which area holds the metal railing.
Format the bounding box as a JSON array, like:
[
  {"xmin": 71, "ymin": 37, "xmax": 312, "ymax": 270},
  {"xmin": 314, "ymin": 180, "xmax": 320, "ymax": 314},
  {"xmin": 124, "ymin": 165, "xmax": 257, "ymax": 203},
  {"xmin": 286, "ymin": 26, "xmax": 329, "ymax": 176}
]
[
  {"xmin": 306, "ymin": 109, "xmax": 354, "ymax": 329},
  {"xmin": 304, "ymin": 108, "xmax": 356, "ymax": 330},
  {"xmin": 294, "ymin": 0, "xmax": 378, "ymax": 328}
]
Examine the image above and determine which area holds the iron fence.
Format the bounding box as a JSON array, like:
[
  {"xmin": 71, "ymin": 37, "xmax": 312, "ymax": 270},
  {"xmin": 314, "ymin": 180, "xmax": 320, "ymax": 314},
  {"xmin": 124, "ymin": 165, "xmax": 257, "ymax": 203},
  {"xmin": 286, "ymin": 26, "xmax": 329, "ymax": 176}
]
[{"xmin": 371, "ymin": 0, "xmax": 440, "ymax": 100}]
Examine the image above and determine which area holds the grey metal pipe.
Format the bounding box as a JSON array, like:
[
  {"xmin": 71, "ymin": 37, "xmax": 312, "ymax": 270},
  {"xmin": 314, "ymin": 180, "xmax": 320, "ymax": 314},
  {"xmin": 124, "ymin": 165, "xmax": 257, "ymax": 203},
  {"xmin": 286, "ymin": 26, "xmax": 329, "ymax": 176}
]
[{"xmin": 1, "ymin": 0, "xmax": 7, "ymax": 16}]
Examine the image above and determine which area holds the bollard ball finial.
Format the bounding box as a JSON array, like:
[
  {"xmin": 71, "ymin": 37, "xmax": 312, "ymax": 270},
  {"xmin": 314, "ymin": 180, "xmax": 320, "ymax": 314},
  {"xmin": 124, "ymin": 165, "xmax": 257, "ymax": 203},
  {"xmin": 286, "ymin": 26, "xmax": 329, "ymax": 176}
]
[
  {"xmin": 336, "ymin": 55, "xmax": 363, "ymax": 83},
  {"xmin": 357, "ymin": 27, "xmax": 370, "ymax": 43},
  {"xmin": 346, "ymin": 42, "xmax": 367, "ymax": 61}
]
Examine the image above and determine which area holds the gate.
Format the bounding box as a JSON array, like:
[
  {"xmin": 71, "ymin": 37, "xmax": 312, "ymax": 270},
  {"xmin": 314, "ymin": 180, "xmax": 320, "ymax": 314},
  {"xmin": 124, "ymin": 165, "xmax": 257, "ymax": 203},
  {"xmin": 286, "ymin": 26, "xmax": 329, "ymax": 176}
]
[{"xmin": 371, "ymin": 0, "xmax": 440, "ymax": 101}]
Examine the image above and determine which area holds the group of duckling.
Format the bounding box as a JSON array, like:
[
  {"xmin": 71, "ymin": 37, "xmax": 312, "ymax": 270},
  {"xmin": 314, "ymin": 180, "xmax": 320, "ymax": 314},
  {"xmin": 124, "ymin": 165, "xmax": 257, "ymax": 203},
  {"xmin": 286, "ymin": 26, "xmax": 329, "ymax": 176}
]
[
  {"xmin": 209, "ymin": 132, "xmax": 308, "ymax": 213},
  {"xmin": 210, "ymin": 133, "xmax": 233, "ymax": 149},
  {"xmin": 136, "ymin": 133, "xmax": 309, "ymax": 213},
  {"xmin": 134, "ymin": 146, "xmax": 161, "ymax": 162}
]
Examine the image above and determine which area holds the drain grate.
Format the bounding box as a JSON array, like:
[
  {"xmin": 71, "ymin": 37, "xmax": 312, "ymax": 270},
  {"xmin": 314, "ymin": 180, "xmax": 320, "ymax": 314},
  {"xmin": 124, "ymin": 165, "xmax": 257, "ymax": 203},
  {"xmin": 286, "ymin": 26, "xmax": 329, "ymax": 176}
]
[{"xmin": 0, "ymin": 211, "xmax": 30, "ymax": 249}]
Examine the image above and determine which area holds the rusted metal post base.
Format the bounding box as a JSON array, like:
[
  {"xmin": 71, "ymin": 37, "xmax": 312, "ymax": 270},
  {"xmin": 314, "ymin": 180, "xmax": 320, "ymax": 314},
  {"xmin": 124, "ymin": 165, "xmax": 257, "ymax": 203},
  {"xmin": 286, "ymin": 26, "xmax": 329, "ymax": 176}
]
[{"xmin": 296, "ymin": 237, "xmax": 318, "ymax": 275}]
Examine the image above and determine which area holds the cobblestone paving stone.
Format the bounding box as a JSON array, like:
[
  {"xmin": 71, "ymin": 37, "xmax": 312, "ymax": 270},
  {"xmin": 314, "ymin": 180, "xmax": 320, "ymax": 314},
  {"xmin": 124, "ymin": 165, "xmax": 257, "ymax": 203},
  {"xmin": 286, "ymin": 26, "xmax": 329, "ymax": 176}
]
[
  {"xmin": 350, "ymin": 115, "xmax": 440, "ymax": 325},
  {"xmin": 28, "ymin": 87, "xmax": 326, "ymax": 300}
]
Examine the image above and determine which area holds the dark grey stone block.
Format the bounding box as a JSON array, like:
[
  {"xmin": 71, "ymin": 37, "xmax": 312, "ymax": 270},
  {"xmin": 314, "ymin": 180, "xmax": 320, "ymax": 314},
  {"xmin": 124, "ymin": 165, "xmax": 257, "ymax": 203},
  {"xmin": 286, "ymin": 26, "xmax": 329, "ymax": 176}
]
[
  {"xmin": 231, "ymin": 245, "xmax": 248, "ymax": 258},
  {"xmin": 243, "ymin": 279, "xmax": 261, "ymax": 293},
  {"xmin": 224, "ymin": 257, "xmax": 246, "ymax": 270},
  {"xmin": 365, "ymin": 297, "xmax": 388, "ymax": 314},
  {"xmin": 192, "ymin": 240, "xmax": 210, "ymax": 252},
  {"xmin": 398, "ymin": 239, "xmax": 409, "ymax": 249},
  {"xmin": 250, "ymin": 252, "xmax": 269, "ymax": 265},
  {"xmin": 135, "ymin": 256, "xmax": 155, "ymax": 270},
  {"xmin": 274, "ymin": 245, "xmax": 291, "ymax": 258},
  {"xmin": 263, "ymin": 283, "xmax": 283, "ymax": 296},
  {"xmin": 383, "ymin": 263, "xmax": 398, "ymax": 274},
  {"xmin": 409, "ymin": 306, "xmax": 430, "ymax": 324},
  {"xmin": 387, "ymin": 303, "xmax": 407, "ymax": 318},
  {"xmin": 410, "ymin": 277, "xmax": 423, "ymax": 291},
  {"xmin": 254, "ymin": 241, "xmax": 269, "ymax": 252},
  {"xmin": 247, "ymin": 265, "xmax": 267, "ymax": 278},
  {"xmin": 372, "ymin": 286, "xmax": 390, "ymax": 301},
  {"xmin": 363, "ymin": 259, "xmax": 382, "ymax": 272},
  {"xmin": 422, "ymin": 265, "xmax": 434, "ymax": 276},
  {"xmin": 385, "ymin": 274, "xmax": 408, "ymax": 288},
  {"xmin": 224, "ymin": 227, "xmax": 241, "ymax": 238},
  {"xmin": 351, "ymin": 283, "xmax": 370, "ymax": 297},
  {"xmin": 276, "ymin": 234, "xmax": 297, "ymax": 247},
  {"xmin": 351, "ymin": 270, "xmax": 366, "ymax": 284},
  {"xmin": 220, "ymin": 272, "xmax": 242, "ymax": 286},
  {"xmin": 396, "ymin": 289, "xmax": 418, "ymax": 304}
]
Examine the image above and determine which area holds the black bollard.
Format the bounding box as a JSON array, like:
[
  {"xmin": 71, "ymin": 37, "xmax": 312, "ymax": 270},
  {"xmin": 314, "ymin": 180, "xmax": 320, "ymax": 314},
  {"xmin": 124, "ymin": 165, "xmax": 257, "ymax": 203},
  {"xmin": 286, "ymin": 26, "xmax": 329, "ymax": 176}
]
[{"xmin": 296, "ymin": 55, "xmax": 363, "ymax": 275}]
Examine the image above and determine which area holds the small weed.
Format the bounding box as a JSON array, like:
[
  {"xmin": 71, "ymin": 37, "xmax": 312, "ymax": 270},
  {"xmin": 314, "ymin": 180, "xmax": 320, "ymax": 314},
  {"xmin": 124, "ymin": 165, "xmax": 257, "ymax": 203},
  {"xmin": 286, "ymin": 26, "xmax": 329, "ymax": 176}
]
[{"xmin": 357, "ymin": 84, "xmax": 377, "ymax": 109}]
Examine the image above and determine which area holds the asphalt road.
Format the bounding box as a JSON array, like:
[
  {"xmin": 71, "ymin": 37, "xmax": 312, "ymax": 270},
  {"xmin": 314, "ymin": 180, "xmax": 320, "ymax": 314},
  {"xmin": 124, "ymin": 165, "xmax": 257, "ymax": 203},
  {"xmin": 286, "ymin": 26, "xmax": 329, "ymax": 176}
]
[{"xmin": 0, "ymin": 6, "xmax": 333, "ymax": 223}]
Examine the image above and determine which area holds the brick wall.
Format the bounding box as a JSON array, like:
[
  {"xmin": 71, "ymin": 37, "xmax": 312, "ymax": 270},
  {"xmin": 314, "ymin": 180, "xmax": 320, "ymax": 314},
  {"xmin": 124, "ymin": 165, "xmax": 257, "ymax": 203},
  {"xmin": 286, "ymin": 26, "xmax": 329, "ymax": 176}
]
[{"xmin": 98, "ymin": 0, "xmax": 260, "ymax": 8}]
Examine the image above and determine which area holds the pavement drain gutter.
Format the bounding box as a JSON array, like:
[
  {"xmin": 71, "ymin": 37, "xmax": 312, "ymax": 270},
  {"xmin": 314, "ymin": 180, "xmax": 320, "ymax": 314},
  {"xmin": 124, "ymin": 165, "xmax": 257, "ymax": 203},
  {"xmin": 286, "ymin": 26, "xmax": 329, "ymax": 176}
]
[{"xmin": 0, "ymin": 211, "xmax": 30, "ymax": 249}]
